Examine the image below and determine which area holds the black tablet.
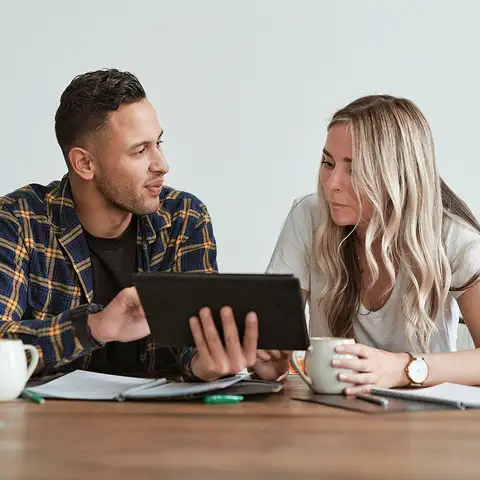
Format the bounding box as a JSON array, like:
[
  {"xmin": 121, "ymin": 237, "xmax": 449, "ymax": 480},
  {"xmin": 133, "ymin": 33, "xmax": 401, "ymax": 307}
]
[{"xmin": 132, "ymin": 272, "xmax": 309, "ymax": 351}]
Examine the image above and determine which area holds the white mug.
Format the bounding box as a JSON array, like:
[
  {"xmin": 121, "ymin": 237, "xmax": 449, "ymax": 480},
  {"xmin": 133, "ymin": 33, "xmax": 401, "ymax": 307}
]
[
  {"xmin": 0, "ymin": 339, "xmax": 39, "ymax": 401},
  {"xmin": 291, "ymin": 337, "xmax": 357, "ymax": 394}
]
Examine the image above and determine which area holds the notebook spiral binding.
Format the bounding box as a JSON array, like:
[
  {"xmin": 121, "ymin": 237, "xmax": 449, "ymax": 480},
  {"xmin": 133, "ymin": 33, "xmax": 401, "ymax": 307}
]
[{"xmin": 370, "ymin": 388, "xmax": 466, "ymax": 410}]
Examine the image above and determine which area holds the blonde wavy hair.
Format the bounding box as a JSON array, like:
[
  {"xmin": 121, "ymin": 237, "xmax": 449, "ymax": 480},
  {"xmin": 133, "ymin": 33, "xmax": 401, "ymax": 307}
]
[{"xmin": 314, "ymin": 95, "xmax": 480, "ymax": 350}]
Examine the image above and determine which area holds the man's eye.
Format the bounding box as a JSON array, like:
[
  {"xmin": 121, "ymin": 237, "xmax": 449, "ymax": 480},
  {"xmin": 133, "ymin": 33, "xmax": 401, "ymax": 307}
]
[{"xmin": 135, "ymin": 147, "xmax": 147, "ymax": 157}]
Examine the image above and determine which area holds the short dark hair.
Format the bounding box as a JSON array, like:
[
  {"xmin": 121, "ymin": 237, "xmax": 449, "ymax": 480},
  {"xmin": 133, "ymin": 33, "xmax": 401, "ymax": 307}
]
[{"xmin": 54, "ymin": 68, "xmax": 146, "ymax": 159}]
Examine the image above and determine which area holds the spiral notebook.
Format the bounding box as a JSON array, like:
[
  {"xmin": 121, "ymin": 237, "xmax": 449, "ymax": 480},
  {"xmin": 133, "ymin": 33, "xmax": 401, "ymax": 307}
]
[{"xmin": 371, "ymin": 383, "xmax": 480, "ymax": 409}]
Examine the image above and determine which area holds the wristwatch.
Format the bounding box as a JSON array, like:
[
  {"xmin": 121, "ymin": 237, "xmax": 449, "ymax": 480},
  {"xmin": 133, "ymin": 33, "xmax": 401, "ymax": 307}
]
[
  {"xmin": 70, "ymin": 303, "xmax": 106, "ymax": 350},
  {"xmin": 405, "ymin": 352, "xmax": 429, "ymax": 386}
]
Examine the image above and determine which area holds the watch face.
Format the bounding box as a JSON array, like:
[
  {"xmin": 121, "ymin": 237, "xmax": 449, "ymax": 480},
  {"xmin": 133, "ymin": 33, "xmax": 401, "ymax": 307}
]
[{"xmin": 408, "ymin": 358, "xmax": 429, "ymax": 384}]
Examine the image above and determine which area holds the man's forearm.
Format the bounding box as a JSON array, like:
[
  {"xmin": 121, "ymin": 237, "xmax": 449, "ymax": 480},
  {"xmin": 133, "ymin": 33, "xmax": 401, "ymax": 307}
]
[
  {"xmin": 178, "ymin": 346, "xmax": 207, "ymax": 382},
  {"xmin": 0, "ymin": 303, "xmax": 104, "ymax": 377}
]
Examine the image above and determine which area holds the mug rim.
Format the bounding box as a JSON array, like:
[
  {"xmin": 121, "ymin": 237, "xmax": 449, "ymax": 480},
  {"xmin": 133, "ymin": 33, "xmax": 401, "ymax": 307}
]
[{"xmin": 0, "ymin": 339, "xmax": 23, "ymax": 343}]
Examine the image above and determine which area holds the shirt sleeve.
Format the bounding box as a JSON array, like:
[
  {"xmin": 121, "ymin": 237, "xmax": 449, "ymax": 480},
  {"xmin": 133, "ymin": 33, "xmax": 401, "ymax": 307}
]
[
  {"xmin": 166, "ymin": 198, "xmax": 218, "ymax": 380},
  {"xmin": 0, "ymin": 209, "xmax": 102, "ymax": 376},
  {"xmin": 266, "ymin": 196, "xmax": 316, "ymax": 292},
  {"xmin": 443, "ymin": 215, "xmax": 480, "ymax": 299}
]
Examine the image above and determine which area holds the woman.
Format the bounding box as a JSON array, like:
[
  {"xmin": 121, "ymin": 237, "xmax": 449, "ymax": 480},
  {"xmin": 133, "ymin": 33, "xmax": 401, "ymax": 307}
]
[{"xmin": 267, "ymin": 95, "xmax": 480, "ymax": 394}]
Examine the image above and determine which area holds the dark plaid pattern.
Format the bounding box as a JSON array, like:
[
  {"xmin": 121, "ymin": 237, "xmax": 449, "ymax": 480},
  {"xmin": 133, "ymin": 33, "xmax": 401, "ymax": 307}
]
[{"xmin": 0, "ymin": 175, "xmax": 217, "ymax": 377}]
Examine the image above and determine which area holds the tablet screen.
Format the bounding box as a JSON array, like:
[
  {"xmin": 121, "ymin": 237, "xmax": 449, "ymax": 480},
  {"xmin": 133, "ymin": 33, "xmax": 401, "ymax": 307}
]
[{"xmin": 133, "ymin": 272, "xmax": 309, "ymax": 351}]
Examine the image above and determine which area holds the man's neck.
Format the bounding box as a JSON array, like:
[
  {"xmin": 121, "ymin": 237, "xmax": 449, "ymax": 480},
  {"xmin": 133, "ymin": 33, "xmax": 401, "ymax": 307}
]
[{"xmin": 70, "ymin": 176, "xmax": 133, "ymax": 239}]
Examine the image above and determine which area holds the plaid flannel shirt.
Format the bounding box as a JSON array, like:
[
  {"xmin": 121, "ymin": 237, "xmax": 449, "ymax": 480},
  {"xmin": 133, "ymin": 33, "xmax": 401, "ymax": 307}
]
[{"xmin": 0, "ymin": 175, "xmax": 217, "ymax": 377}]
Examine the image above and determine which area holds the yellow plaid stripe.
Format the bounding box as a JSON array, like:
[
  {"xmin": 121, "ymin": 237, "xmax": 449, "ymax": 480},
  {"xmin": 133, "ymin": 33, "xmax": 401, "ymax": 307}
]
[{"xmin": 0, "ymin": 178, "xmax": 217, "ymax": 376}]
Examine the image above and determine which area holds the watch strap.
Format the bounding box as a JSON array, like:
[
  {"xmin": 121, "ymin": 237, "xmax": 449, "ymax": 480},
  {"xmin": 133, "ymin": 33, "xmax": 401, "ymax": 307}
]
[{"xmin": 70, "ymin": 303, "xmax": 106, "ymax": 351}]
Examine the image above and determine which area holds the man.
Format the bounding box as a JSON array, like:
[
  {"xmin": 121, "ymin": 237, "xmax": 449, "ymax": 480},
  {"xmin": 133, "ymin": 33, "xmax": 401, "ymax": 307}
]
[{"xmin": 0, "ymin": 68, "xmax": 289, "ymax": 381}]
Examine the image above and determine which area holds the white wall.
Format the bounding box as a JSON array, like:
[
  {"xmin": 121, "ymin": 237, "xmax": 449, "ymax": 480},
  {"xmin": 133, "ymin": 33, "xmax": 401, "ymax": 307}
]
[{"xmin": 1, "ymin": 0, "xmax": 479, "ymax": 273}]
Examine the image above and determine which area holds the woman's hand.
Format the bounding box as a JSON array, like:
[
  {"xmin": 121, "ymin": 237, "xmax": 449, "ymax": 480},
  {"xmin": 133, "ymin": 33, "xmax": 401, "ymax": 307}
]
[
  {"xmin": 252, "ymin": 350, "xmax": 290, "ymax": 381},
  {"xmin": 333, "ymin": 343, "xmax": 410, "ymax": 395}
]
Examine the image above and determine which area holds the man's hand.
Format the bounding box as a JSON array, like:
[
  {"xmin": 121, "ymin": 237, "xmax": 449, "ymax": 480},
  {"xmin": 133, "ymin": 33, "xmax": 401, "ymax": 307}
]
[
  {"xmin": 87, "ymin": 287, "xmax": 151, "ymax": 343},
  {"xmin": 252, "ymin": 350, "xmax": 290, "ymax": 381},
  {"xmin": 189, "ymin": 306, "xmax": 258, "ymax": 381},
  {"xmin": 189, "ymin": 306, "xmax": 291, "ymax": 382}
]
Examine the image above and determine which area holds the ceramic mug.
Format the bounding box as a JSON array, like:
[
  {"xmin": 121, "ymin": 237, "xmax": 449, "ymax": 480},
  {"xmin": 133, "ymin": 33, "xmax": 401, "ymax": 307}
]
[
  {"xmin": 291, "ymin": 337, "xmax": 357, "ymax": 394},
  {"xmin": 0, "ymin": 339, "xmax": 39, "ymax": 401}
]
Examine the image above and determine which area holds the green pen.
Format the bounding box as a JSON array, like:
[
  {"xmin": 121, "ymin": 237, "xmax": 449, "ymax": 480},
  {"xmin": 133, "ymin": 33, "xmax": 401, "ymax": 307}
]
[
  {"xmin": 21, "ymin": 389, "xmax": 46, "ymax": 404},
  {"xmin": 203, "ymin": 395, "xmax": 244, "ymax": 404}
]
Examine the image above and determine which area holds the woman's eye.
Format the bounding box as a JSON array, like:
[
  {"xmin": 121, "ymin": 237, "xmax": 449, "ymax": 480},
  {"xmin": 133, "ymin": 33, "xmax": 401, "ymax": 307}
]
[{"xmin": 321, "ymin": 159, "xmax": 334, "ymax": 169}]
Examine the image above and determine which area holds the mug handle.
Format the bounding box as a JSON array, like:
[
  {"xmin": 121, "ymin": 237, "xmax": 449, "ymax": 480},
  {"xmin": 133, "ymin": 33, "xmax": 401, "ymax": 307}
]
[
  {"xmin": 290, "ymin": 350, "xmax": 312, "ymax": 387},
  {"xmin": 23, "ymin": 345, "xmax": 39, "ymax": 380}
]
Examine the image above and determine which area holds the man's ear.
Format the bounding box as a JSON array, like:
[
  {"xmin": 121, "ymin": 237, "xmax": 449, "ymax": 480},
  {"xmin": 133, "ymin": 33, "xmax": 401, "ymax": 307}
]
[{"xmin": 67, "ymin": 147, "xmax": 96, "ymax": 180}]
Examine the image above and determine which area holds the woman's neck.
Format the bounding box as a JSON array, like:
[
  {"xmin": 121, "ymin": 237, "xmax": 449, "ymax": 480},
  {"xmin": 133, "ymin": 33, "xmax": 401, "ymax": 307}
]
[{"xmin": 354, "ymin": 227, "xmax": 384, "ymax": 262}]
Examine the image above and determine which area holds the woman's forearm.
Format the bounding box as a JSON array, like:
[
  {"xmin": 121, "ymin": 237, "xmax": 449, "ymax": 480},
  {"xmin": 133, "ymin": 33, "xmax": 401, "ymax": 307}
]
[{"xmin": 419, "ymin": 349, "xmax": 480, "ymax": 386}]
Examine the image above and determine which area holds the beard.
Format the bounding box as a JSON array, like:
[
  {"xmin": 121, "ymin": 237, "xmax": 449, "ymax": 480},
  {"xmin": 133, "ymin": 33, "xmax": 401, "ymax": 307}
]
[{"xmin": 95, "ymin": 174, "xmax": 160, "ymax": 216}]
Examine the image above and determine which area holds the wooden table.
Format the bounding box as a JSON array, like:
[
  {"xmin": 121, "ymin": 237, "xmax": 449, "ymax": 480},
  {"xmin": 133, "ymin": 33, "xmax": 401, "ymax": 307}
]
[{"xmin": 1, "ymin": 377, "xmax": 479, "ymax": 480}]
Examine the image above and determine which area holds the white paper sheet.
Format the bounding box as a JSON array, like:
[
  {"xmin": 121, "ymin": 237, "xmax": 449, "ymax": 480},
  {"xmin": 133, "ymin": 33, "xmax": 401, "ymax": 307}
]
[
  {"xmin": 124, "ymin": 375, "xmax": 243, "ymax": 399},
  {"xmin": 27, "ymin": 370, "xmax": 246, "ymax": 401},
  {"xmin": 27, "ymin": 370, "xmax": 153, "ymax": 400}
]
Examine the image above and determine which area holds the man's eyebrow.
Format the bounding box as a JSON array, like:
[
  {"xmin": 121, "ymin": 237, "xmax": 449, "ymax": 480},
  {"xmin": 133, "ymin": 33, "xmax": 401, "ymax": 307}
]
[{"xmin": 129, "ymin": 131, "xmax": 164, "ymax": 150}]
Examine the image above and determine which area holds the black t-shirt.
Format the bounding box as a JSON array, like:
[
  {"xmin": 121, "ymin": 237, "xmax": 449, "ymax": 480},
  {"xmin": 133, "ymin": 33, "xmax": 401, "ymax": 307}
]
[{"xmin": 82, "ymin": 217, "xmax": 140, "ymax": 374}]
